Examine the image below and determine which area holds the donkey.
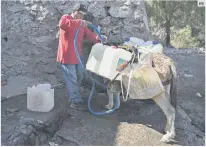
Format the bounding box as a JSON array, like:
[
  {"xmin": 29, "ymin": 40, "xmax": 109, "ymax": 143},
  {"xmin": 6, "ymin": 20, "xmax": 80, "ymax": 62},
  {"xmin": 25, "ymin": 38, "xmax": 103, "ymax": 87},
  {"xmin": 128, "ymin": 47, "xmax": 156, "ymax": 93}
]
[{"xmin": 105, "ymin": 53, "xmax": 177, "ymax": 143}]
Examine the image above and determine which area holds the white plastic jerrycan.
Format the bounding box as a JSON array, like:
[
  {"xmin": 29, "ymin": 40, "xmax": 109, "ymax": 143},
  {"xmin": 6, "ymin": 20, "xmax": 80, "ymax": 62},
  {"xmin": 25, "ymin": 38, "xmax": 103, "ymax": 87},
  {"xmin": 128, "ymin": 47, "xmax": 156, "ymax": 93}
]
[
  {"xmin": 139, "ymin": 42, "xmax": 163, "ymax": 54},
  {"xmin": 98, "ymin": 46, "xmax": 132, "ymax": 80},
  {"xmin": 149, "ymin": 43, "xmax": 163, "ymax": 53},
  {"xmin": 27, "ymin": 83, "xmax": 54, "ymax": 112},
  {"xmin": 86, "ymin": 43, "xmax": 109, "ymax": 75},
  {"xmin": 86, "ymin": 43, "xmax": 132, "ymax": 80}
]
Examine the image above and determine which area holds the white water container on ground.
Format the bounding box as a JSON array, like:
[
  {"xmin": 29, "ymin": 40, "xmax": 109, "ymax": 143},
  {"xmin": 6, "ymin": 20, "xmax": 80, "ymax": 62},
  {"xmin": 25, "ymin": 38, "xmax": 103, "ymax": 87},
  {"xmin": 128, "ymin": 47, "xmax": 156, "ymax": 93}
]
[
  {"xmin": 86, "ymin": 43, "xmax": 132, "ymax": 80},
  {"xmin": 27, "ymin": 83, "xmax": 54, "ymax": 112}
]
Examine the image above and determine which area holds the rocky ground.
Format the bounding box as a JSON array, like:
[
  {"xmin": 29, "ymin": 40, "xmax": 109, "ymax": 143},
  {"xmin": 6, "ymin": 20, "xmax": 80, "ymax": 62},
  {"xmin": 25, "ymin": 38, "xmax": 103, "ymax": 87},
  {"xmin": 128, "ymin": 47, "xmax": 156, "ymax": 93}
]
[{"xmin": 1, "ymin": 48, "xmax": 205, "ymax": 146}]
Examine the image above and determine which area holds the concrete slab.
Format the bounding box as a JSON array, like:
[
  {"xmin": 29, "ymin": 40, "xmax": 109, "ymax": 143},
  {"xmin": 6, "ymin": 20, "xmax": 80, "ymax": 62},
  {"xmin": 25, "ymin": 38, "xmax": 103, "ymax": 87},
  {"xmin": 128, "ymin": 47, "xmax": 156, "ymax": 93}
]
[
  {"xmin": 56, "ymin": 115, "xmax": 117, "ymax": 146},
  {"xmin": 1, "ymin": 87, "xmax": 70, "ymax": 145},
  {"xmin": 56, "ymin": 111, "xmax": 175, "ymax": 146},
  {"xmin": 1, "ymin": 76, "xmax": 43, "ymax": 99},
  {"xmin": 55, "ymin": 94, "xmax": 176, "ymax": 146},
  {"xmin": 55, "ymin": 92, "xmax": 204, "ymax": 146},
  {"xmin": 2, "ymin": 87, "xmax": 69, "ymax": 121}
]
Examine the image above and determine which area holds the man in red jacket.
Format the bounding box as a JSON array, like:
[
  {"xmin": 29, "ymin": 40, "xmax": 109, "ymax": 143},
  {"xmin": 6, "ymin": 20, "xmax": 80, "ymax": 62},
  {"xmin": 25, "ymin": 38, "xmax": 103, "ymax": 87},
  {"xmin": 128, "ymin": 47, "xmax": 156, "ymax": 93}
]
[{"xmin": 57, "ymin": 3, "xmax": 102, "ymax": 110}]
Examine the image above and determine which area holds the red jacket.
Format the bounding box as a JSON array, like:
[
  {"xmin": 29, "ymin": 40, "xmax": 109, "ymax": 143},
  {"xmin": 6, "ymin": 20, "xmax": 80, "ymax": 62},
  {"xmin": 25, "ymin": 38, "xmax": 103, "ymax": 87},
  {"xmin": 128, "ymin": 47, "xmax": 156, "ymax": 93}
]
[{"xmin": 57, "ymin": 15, "xmax": 100, "ymax": 64}]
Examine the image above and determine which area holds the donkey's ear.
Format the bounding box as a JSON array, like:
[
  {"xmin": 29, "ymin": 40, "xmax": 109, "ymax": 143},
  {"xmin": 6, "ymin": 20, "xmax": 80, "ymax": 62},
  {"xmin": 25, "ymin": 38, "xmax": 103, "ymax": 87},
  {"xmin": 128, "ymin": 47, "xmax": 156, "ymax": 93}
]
[{"xmin": 140, "ymin": 53, "xmax": 152, "ymax": 66}]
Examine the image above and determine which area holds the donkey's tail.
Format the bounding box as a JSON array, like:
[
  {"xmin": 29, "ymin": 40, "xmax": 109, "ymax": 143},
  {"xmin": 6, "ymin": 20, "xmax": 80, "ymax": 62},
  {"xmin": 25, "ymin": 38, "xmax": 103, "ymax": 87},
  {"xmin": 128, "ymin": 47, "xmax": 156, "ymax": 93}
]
[{"xmin": 169, "ymin": 63, "xmax": 178, "ymax": 108}]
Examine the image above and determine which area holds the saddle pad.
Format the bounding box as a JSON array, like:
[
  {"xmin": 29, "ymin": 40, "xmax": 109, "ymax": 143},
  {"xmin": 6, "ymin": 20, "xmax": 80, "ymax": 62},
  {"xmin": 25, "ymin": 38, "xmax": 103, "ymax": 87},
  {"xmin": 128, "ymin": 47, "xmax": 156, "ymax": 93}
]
[{"xmin": 122, "ymin": 64, "xmax": 165, "ymax": 99}]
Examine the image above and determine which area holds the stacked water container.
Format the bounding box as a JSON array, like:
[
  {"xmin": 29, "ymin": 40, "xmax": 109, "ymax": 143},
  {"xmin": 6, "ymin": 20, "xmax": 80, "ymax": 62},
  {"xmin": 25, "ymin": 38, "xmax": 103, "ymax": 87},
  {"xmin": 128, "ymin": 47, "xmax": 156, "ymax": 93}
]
[{"xmin": 123, "ymin": 37, "xmax": 163, "ymax": 54}]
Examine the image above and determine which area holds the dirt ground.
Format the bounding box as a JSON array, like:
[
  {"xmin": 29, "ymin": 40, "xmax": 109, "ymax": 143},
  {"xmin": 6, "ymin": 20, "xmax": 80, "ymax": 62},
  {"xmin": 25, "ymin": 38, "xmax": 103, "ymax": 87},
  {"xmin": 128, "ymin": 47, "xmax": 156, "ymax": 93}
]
[{"xmin": 1, "ymin": 48, "xmax": 205, "ymax": 146}]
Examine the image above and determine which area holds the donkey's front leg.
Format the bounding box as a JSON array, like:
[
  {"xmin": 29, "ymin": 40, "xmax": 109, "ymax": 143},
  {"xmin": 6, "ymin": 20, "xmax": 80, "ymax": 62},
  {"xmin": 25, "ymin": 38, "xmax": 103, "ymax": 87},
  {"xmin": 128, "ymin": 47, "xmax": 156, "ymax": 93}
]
[
  {"xmin": 114, "ymin": 93, "xmax": 121, "ymax": 109},
  {"xmin": 105, "ymin": 89, "xmax": 114, "ymax": 110}
]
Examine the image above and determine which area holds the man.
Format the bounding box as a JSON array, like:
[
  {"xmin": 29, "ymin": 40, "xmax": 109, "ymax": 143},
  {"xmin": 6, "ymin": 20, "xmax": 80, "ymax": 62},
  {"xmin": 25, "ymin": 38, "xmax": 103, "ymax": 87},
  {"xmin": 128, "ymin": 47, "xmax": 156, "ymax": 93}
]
[{"xmin": 57, "ymin": 3, "xmax": 103, "ymax": 110}]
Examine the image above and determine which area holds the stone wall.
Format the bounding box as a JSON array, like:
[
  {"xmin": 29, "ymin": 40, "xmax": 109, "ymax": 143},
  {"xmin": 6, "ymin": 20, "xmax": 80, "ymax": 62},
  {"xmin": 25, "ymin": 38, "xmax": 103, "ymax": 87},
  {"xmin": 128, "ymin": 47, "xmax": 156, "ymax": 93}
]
[{"xmin": 1, "ymin": 0, "xmax": 149, "ymax": 97}]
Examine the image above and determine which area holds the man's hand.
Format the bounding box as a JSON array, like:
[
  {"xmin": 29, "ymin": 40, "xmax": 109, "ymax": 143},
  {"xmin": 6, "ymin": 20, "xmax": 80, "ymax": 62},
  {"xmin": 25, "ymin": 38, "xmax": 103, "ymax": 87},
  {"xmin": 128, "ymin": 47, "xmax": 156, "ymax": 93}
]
[
  {"xmin": 81, "ymin": 20, "xmax": 92, "ymax": 27},
  {"xmin": 101, "ymin": 35, "xmax": 107, "ymax": 43}
]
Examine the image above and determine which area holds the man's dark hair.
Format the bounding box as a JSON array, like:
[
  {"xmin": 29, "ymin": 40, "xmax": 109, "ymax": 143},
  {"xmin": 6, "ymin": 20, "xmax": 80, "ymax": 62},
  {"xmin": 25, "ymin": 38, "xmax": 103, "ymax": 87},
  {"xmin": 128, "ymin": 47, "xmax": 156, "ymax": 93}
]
[{"xmin": 72, "ymin": 3, "xmax": 87, "ymax": 14}]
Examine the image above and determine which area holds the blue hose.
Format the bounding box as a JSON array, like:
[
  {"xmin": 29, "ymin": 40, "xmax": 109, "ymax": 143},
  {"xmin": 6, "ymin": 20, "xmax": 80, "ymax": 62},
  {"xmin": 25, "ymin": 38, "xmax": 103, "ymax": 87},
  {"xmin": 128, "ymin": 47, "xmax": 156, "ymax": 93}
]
[{"xmin": 74, "ymin": 23, "xmax": 120, "ymax": 116}]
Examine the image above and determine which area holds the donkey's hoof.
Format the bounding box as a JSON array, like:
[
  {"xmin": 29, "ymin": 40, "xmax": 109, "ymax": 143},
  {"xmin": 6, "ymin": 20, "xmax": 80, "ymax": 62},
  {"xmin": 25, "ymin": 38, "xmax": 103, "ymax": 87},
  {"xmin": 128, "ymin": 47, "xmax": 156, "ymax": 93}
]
[
  {"xmin": 160, "ymin": 136, "xmax": 170, "ymax": 143},
  {"xmin": 105, "ymin": 104, "xmax": 113, "ymax": 110},
  {"xmin": 160, "ymin": 133, "xmax": 175, "ymax": 143}
]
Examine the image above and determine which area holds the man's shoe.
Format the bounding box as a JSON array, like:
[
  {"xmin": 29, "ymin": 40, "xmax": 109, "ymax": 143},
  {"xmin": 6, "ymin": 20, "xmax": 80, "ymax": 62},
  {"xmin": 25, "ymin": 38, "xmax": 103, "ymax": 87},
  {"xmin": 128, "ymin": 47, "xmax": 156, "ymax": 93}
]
[{"xmin": 70, "ymin": 102, "xmax": 88, "ymax": 111}]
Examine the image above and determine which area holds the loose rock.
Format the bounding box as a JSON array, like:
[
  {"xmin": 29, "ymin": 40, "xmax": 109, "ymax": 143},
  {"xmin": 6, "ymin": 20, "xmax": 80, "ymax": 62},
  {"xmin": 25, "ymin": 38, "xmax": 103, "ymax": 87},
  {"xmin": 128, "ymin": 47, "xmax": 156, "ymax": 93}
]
[{"xmin": 196, "ymin": 93, "xmax": 202, "ymax": 98}]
